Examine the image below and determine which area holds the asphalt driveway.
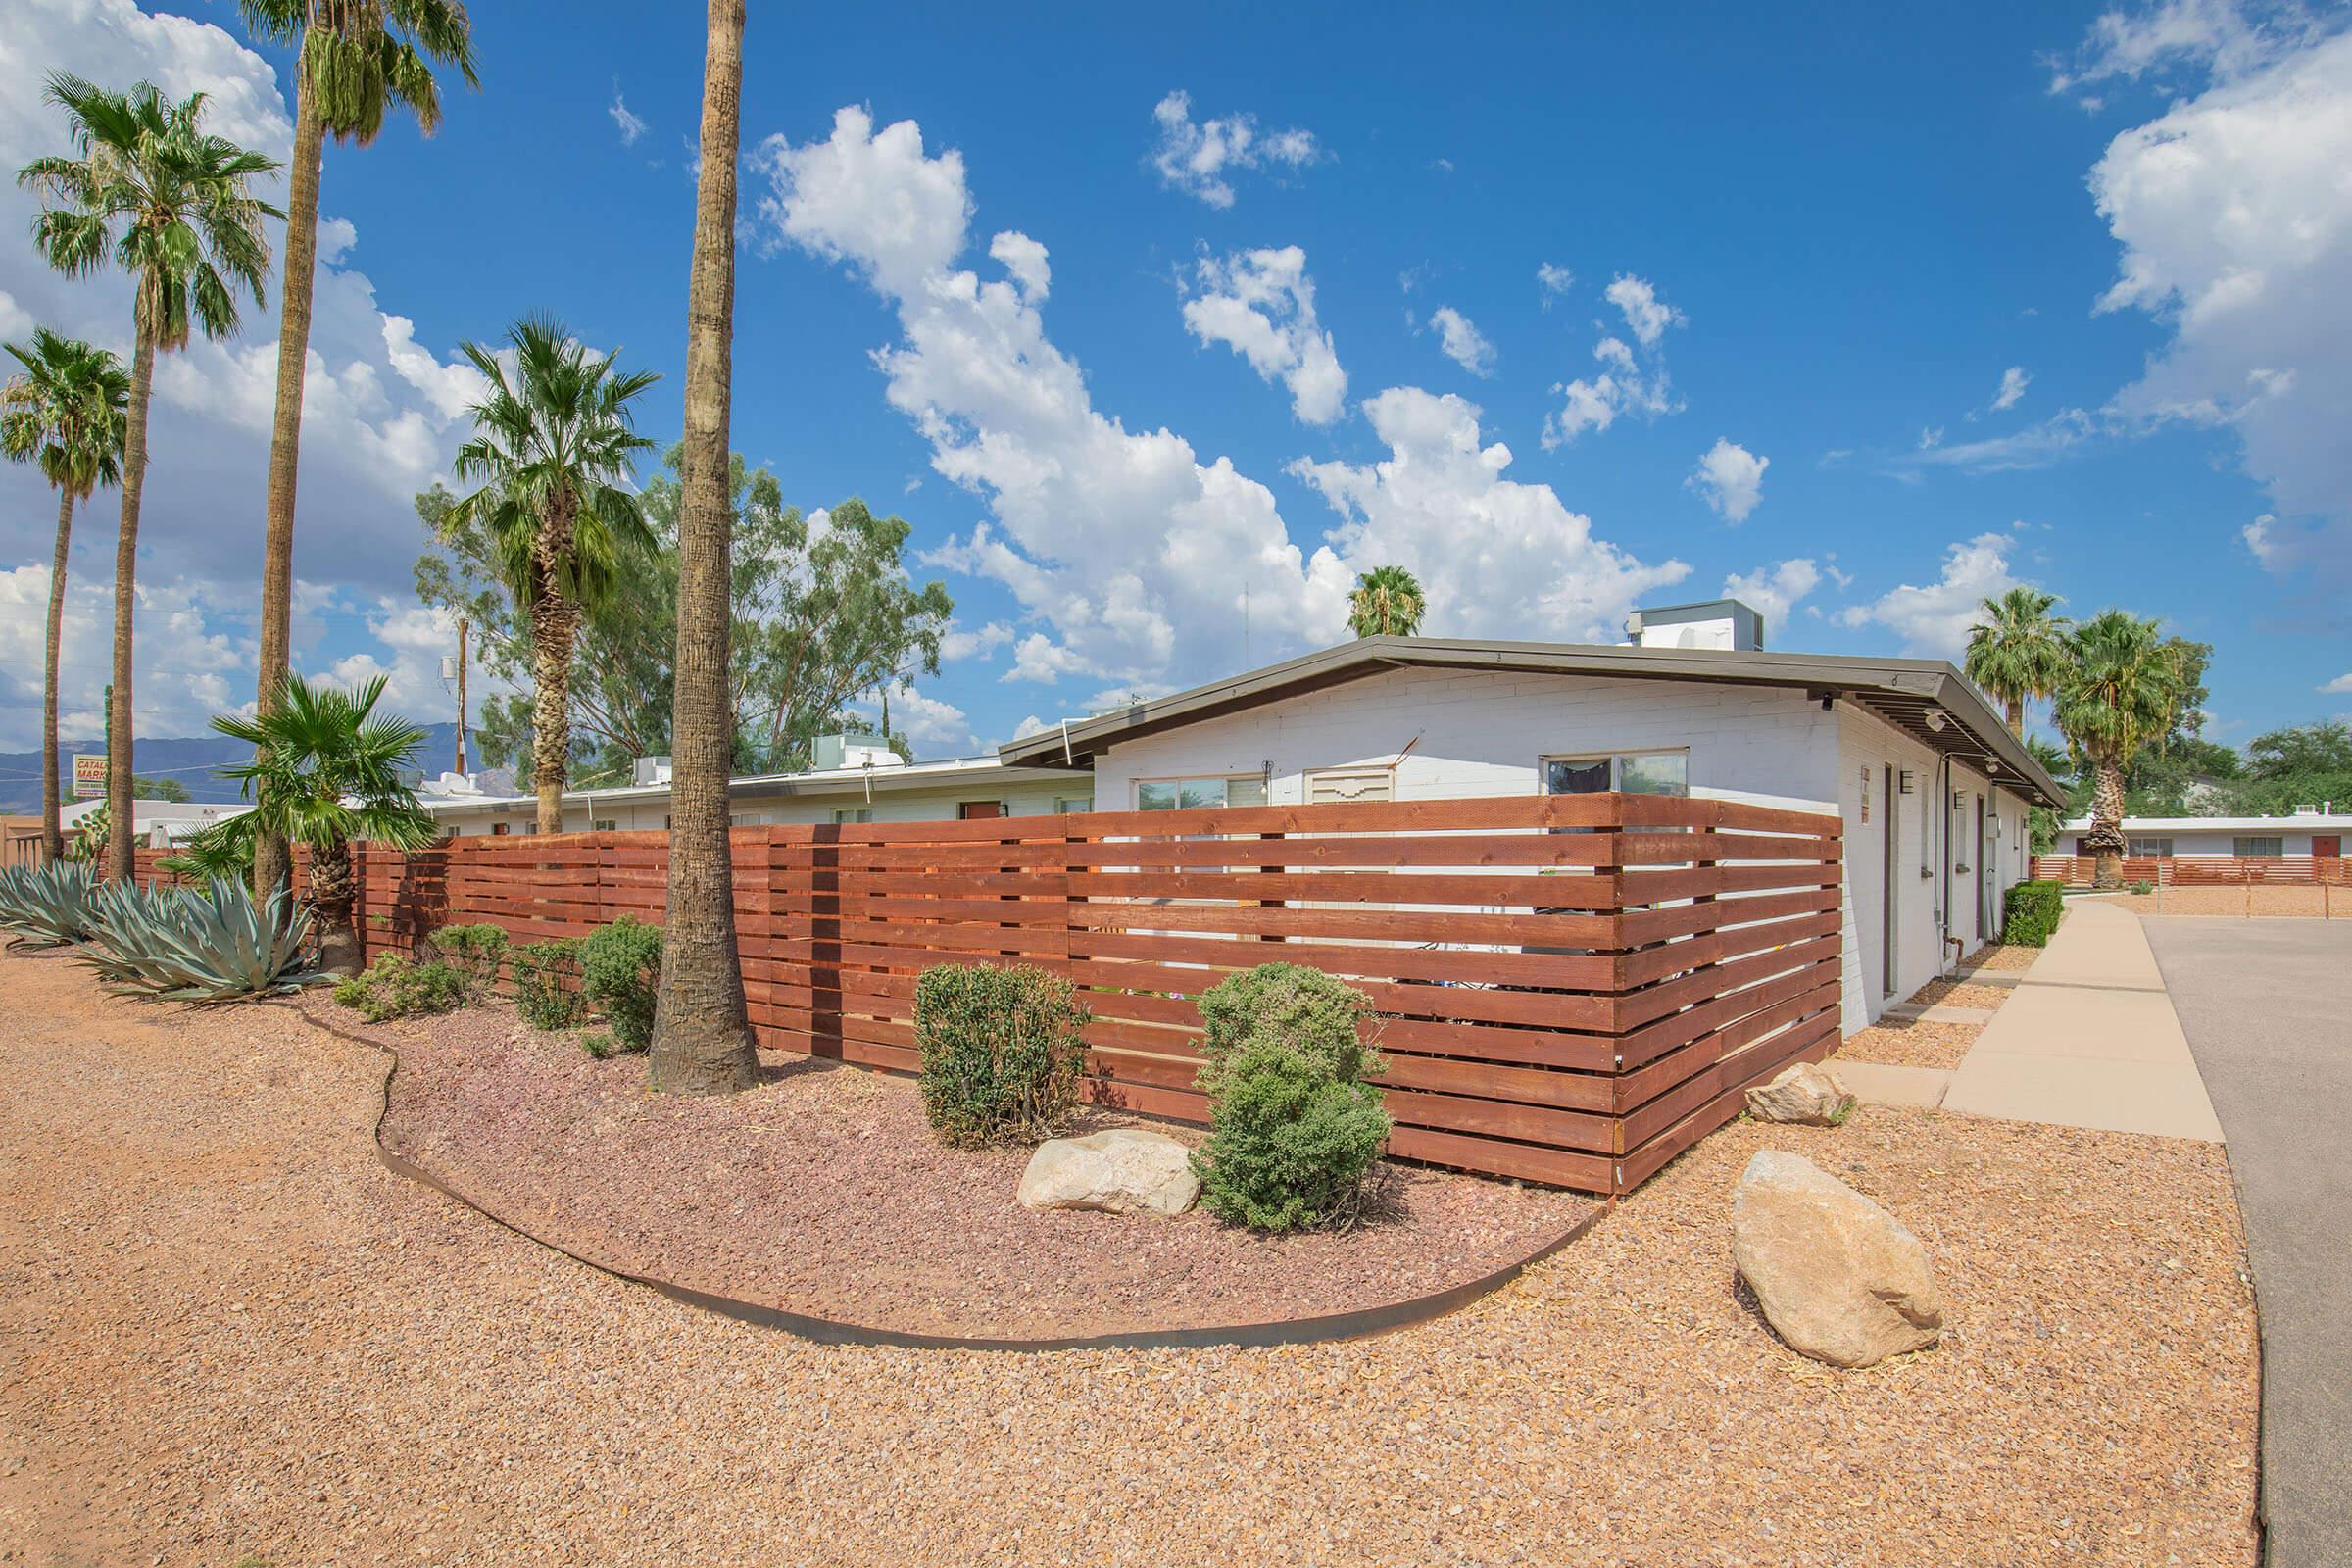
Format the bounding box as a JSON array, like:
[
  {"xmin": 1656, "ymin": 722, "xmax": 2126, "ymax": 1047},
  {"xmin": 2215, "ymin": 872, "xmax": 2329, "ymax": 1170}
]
[{"xmin": 2143, "ymin": 917, "xmax": 2352, "ymax": 1568}]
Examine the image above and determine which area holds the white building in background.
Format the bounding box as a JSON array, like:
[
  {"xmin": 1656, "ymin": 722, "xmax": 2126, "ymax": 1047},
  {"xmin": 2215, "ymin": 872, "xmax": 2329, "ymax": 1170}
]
[
  {"xmin": 58, "ymin": 797, "xmax": 249, "ymax": 848},
  {"xmin": 416, "ymin": 747, "xmax": 1091, "ymax": 837},
  {"xmin": 2059, "ymin": 807, "xmax": 2350, "ymax": 859}
]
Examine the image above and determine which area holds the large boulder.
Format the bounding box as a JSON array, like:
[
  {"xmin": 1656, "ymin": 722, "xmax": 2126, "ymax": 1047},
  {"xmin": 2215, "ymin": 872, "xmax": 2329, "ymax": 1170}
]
[
  {"xmin": 1017, "ymin": 1129, "xmax": 1200, "ymax": 1217},
  {"xmin": 1732, "ymin": 1151, "xmax": 1943, "ymax": 1368},
  {"xmin": 1745, "ymin": 1061, "xmax": 1857, "ymax": 1127}
]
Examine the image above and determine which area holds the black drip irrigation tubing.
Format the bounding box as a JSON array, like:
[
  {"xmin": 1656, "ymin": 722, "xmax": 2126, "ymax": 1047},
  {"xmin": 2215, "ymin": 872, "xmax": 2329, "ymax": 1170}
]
[{"xmin": 270, "ymin": 998, "xmax": 1605, "ymax": 1354}]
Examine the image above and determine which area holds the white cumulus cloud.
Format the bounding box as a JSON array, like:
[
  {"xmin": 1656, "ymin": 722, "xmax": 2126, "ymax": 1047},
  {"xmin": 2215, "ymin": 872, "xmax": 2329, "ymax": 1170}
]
[
  {"xmin": 1837, "ymin": 532, "xmax": 2022, "ymax": 657},
  {"xmin": 1425, "ymin": 306, "xmax": 1495, "ymax": 377},
  {"xmin": 1687, "ymin": 438, "xmax": 1769, "ymax": 523},
  {"xmin": 609, "ymin": 88, "xmax": 648, "ymax": 147},
  {"xmin": 1721, "ymin": 559, "xmax": 1822, "ymax": 629},
  {"xmin": 1147, "ymin": 90, "xmax": 1319, "ymax": 209},
  {"xmin": 1536, "ymin": 262, "xmax": 1574, "ymax": 305},
  {"xmin": 1991, "ymin": 366, "xmax": 2032, "ymax": 410},
  {"xmin": 1181, "ymin": 245, "xmax": 1348, "ymax": 424}
]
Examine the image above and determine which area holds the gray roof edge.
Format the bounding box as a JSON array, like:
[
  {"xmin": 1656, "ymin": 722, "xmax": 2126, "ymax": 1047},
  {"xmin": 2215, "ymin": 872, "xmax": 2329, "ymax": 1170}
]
[{"xmin": 997, "ymin": 637, "xmax": 2066, "ymax": 807}]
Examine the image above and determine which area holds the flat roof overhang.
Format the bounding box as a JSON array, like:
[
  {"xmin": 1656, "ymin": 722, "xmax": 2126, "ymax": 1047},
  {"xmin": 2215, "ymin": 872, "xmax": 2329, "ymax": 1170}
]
[{"xmin": 999, "ymin": 637, "xmax": 2066, "ymax": 808}]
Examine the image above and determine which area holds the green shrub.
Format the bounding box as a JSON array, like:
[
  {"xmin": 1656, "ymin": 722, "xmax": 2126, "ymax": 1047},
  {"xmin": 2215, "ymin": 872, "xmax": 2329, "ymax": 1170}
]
[
  {"xmin": 2000, "ymin": 878, "xmax": 2066, "ymax": 947},
  {"xmin": 579, "ymin": 916, "xmax": 663, "ymax": 1053},
  {"xmin": 511, "ymin": 938, "xmax": 586, "ymax": 1030},
  {"xmin": 1190, "ymin": 962, "xmax": 1391, "ymax": 1232},
  {"xmin": 914, "ymin": 962, "xmax": 1090, "ymax": 1148},
  {"xmin": 332, "ymin": 952, "xmax": 469, "ymax": 1022},
  {"xmin": 580, "ymin": 1029, "xmax": 616, "ymax": 1059},
  {"xmin": 2129, "ymin": 879, "xmax": 2156, "ymax": 896},
  {"xmin": 431, "ymin": 922, "xmax": 509, "ymax": 990}
]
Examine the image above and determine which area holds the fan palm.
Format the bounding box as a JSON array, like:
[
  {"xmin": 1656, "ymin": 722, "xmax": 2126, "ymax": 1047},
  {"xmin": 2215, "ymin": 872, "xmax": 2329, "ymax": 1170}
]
[
  {"xmin": 1964, "ymin": 586, "xmax": 2070, "ymax": 739},
  {"xmin": 238, "ymin": 0, "xmax": 477, "ymax": 904},
  {"xmin": 18, "ymin": 75, "xmax": 280, "ymax": 880},
  {"xmin": 200, "ymin": 673, "xmax": 438, "ymax": 974},
  {"xmin": 2, "ymin": 327, "xmax": 128, "ymax": 863},
  {"xmin": 2051, "ymin": 611, "xmax": 2188, "ymax": 891},
  {"xmin": 1347, "ymin": 565, "xmax": 1427, "ymax": 639},
  {"xmin": 447, "ymin": 317, "xmax": 659, "ymax": 834},
  {"xmin": 648, "ymin": 0, "xmax": 760, "ymax": 1096}
]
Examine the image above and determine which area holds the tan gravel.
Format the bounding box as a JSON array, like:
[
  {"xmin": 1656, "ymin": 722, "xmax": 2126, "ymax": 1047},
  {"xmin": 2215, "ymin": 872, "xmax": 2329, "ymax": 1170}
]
[
  {"xmin": 1833, "ymin": 1018, "xmax": 1984, "ymax": 1071},
  {"xmin": 0, "ymin": 948, "xmax": 2259, "ymax": 1567},
  {"xmin": 1911, "ymin": 978, "xmax": 2013, "ymax": 1011},
  {"xmin": 1961, "ymin": 942, "xmax": 2043, "ymax": 972},
  {"xmin": 2111, "ymin": 885, "xmax": 2346, "ymax": 918}
]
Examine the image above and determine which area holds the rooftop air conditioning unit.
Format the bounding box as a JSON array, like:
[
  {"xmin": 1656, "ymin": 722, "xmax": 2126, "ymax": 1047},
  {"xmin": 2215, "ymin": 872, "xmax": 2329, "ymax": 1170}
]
[{"xmin": 633, "ymin": 755, "xmax": 673, "ymax": 788}]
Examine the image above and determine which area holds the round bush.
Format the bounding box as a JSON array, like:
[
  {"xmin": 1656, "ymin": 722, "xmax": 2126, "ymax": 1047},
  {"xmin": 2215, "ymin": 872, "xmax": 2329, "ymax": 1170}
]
[
  {"xmin": 579, "ymin": 917, "xmax": 663, "ymax": 1053},
  {"xmin": 914, "ymin": 962, "xmax": 1090, "ymax": 1149},
  {"xmin": 1190, "ymin": 962, "xmax": 1391, "ymax": 1232}
]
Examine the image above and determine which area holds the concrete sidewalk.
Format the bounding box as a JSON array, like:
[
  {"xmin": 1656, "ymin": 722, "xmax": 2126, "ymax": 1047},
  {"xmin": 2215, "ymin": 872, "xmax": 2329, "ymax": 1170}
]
[{"xmin": 1940, "ymin": 898, "xmax": 2224, "ymax": 1141}]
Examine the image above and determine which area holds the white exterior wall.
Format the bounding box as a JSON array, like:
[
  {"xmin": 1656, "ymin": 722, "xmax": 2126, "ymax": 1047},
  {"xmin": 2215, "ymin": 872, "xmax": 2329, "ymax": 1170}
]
[
  {"xmin": 1837, "ymin": 709, "xmax": 2034, "ymax": 1032},
  {"xmin": 1088, "ymin": 666, "xmax": 2038, "ymax": 1039},
  {"xmin": 2066, "ymin": 827, "xmax": 2320, "ymax": 858}
]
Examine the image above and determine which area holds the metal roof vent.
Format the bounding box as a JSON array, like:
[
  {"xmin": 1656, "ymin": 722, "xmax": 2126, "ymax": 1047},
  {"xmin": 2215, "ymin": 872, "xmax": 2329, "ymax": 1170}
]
[{"xmin": 1624, "ymin": 597, "xmax": 1765, "ymax": 652}]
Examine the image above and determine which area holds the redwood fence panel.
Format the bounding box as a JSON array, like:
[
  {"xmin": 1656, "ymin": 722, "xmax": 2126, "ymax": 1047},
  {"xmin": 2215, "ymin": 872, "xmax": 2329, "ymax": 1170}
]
[
  {"xmin": 342, "ymin": 794, "xmax": 1843, "ymax": 1197},
  {"xmin": 2030, "ymin": 853, "xmax": 2352, "ymax": 888}
]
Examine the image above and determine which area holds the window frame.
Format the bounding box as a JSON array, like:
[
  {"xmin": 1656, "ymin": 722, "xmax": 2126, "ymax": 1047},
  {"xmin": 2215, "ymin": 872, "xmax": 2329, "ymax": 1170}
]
[
  {"xmin": 2233, "ymin": 835, "xmax": 2284, "ymax": 858},
  {"xmin": 1132, "ymin": 773, "xmax": 1266, "ymax": 811}
]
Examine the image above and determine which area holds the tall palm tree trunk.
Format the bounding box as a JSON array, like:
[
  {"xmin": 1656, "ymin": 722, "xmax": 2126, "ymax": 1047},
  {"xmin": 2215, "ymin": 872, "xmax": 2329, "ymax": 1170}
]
[
  {"xmin": 2088, "ymin": 754, "xmax": 2128, "ymax": 891},
  {"xmin": 253, "ymin": 74, "xmax": 326, "ymax": 902},
  {"xmin": 2004, "ymin": 697, "xmax": 2025, "ymax": 740},
  {"xmin": 106, "ymin": 325, "xmax": 156, "ymax": 883},
  {"xmin": 529, "ymin": 580, "xmax": 576, "ymax": 835},
  {"xmin": 649, "ymin": 0, "xmax": 759, "ymax": 1097},
  {"xmin": 40, "ymin": 487, "xmax": 74, "ymax": 862}
]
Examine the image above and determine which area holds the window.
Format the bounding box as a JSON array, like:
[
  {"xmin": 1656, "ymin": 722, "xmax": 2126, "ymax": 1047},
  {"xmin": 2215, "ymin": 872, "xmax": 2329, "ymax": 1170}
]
[
  {"xmin": 2234, "ymin": 835, "xmax": 2284, "ymax": 858},
  {"xmin": 2127, "ymin": 836, "xmax": 2174, "ymax": 857},
  {"xmin": 729, "ymin": 812, "xmax": 763, "ymax": 827},
  {"xmin": 1543, "ymin": 750, "xmax": 1689, "ymax": 797},
  {"xmin": 833, "ymin": 808, "xmax": 872, "ymax": 824},
  {"xmin": 1135, "ymin": 775, "xmax": 1267, "ymax": 810},
  {"xmin": 1054, "ymin": 795, "xmax": 1093, "ymax": 814},
  {"xmin": 491, "ymin": 822, "xmax": 509, "ymax": 836},
  {"xmin": 592, "ymin": 818, "xmax": 617, "ymax": 832}
]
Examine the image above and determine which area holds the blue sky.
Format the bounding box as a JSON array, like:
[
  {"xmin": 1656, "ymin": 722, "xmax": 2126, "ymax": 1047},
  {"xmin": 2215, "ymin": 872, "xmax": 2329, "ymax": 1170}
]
[{"xmin": 2, "ymin": 0, "xmax": 2347, "ymax": 760}]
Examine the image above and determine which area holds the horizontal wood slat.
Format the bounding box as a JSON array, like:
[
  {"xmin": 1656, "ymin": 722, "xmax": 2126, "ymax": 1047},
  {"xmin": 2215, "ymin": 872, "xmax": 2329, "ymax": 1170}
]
[{"xmin": 334, "ymin": 794, "xmax": 1843, "ymax": 1197}]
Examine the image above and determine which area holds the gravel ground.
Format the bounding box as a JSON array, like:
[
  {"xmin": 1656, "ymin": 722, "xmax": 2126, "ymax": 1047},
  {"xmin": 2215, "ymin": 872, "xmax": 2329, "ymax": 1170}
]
[
  {"xmin": 0, "ymin": 948, "xmax": 2260, "ymax": 1567},
  {"xmin": 1832, "ymin": 1018, "xmax": 1984, "ymax": 1071},
  {"xmin": 1961, "ymin": 942, "xmax": 2043, "ymax": 972},
  {"xmin": 1911, "ymin": 979, "xmax": 2013, "ymax": 1011},
  {"xmin": 2110, "ymin": 886, "xmax": 2345, "ymax": 918},
  {"xmin": 346, "ymin": 996, "xmax": 1592, "ymax": 1340}
]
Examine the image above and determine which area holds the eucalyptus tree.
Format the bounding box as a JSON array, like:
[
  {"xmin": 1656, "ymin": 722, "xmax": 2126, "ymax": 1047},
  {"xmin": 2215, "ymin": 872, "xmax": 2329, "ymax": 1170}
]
[
  {"xmin": 649, "ymin": 0, "xmax": 760, "ymax": 1097},
  {"xmin": 1964, "ymin": 586, "xmax": 2070, "ymax": 740},
  {"xmin": 446, "ymin": 317, "xmax": 659, "ymax": 834},
  {"xmin": 1, "ymin": 328, "xmax": 127, "ymax": 861},
  {"xmin": 1347, "ymin": 564, "xmax": 1427, "ymax": 638},
  {"xmin": 18, "ymin": 75, "xmax": 280, "ymax": 879},
  {"xmin": 202, "ymin": 673, "xmax": 438, "ymax": 974},
  {"xmin": 2052, "ymin": 610, "xmax": 2190, "ymax": 890},
  {"xmin": 238, "ymin": 0, "xmax": 478, "ymax": 903}
]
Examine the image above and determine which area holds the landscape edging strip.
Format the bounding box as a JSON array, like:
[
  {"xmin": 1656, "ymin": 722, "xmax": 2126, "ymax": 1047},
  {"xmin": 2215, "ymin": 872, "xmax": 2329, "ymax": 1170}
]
[{"xmin": 269, "ymin": 997, "xmax": 1605, "ymax": 1353}]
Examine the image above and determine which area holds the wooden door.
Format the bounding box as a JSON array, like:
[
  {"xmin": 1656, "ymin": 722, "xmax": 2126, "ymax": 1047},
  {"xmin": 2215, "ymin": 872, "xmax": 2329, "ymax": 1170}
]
[
  {"xmin": 2316, "ymin": 836, "xmax": 2341, "ymax": 858},
  {"xmin": 958, "ymin": 800, "xmax": 1004, "ymax": 820}
]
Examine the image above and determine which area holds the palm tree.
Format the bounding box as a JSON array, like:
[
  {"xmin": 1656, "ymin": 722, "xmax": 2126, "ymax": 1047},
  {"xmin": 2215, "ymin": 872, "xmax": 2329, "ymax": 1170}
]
[
  {"xmin": 19, "ymin": 75, "xmax": 280, "ymax": 881},
  {"xmin": 1964, "ymin": 586, "xmax": 2071, "ymax": 739},
  {"xmin": 649, "ymin": 0, "xmax": 760, "ymax": 1097},
  {"xmin": 2, "ymin": 328, "xmax": 128, "ymax": 863},
  {"xmin": 2051, "ymin": 610, "xmax": 2187, "ymax": 891},
  {"xmin": 239, "ymin": 0, "xmax": 478, "ymax": 905},
  {"xmin": 1347, "ymin": 564, "xmax": 1427, "ymax": 638},
  {"xmin": 201, "ymin": 673, "xmax": 438, "ymax": 974},
  {"xmin": 447, "ymin": 317, "xmax": 659, "ymax": 834}
]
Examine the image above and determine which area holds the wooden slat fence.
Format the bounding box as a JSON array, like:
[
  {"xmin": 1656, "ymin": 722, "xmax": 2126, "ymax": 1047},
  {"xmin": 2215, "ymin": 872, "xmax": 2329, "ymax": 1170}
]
[
  {"xmin": 2032, "ymin": 854, "xmax": 2352, "ymax": 888},
  {"xmin": 343, "ymin": 794, "xmax": 1843, "ymax": 1197}
]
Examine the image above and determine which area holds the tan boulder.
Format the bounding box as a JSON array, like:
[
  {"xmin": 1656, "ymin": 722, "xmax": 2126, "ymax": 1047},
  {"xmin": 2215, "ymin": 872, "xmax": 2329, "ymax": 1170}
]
[
  {"xmin": 1017, "ymin": 1129, "xmax": 1200, "ymax": 1216},
  {"xmin": 1745, "ymin": 1061, "xmax": 1858, "ymax": 1126},
  {"xmin": 1732, "ymin": 1150, "xmax": 1942, "ymax": 1368}
]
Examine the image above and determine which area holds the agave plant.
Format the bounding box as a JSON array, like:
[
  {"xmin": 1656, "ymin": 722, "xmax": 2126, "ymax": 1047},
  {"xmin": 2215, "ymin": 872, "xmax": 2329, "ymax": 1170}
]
[
  {"xmin": 77, "ymin": 875, "xmax": 325, "ymax": 1002},
  {"xmin": 0, "ymin": 859, "xmax": 102, "ymax": 946}
]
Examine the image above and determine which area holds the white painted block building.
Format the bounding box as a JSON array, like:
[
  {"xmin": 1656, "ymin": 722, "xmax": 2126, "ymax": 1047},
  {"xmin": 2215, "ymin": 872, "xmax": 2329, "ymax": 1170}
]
[
  {"xmin": 1001, "ymin": 612, "xmax": 2059, "ymax": 1034},
  {"xmin": 2059, "ymin": 808, "xmax": 2351, "ymax": 859}
]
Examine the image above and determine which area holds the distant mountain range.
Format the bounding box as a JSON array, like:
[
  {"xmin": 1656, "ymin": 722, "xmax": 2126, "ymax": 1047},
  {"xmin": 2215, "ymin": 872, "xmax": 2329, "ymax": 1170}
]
[{"xmin": 0, "ymin": 724, "xmax": 467, "ymax": 815}]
